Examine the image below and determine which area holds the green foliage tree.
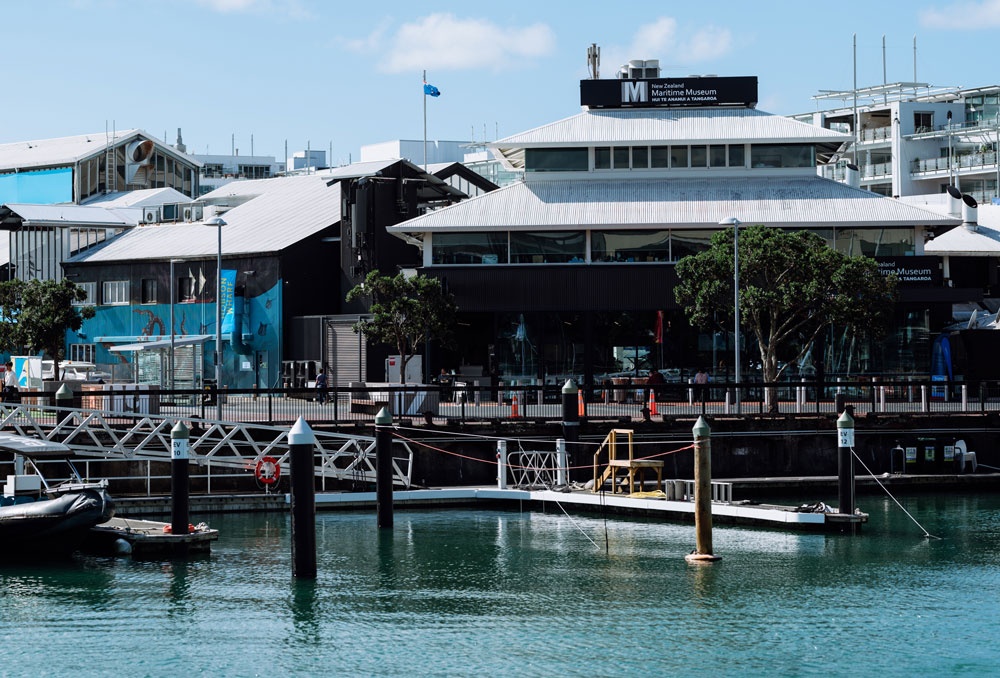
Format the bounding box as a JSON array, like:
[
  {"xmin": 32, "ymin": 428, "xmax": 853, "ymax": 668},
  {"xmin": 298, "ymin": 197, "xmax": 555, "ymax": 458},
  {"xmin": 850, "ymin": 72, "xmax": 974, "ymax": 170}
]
[
  {"xmin": 675, "ymin": 226, "xmax": 896, "ymax": 399},
  {"xmin": 345, "ymin": 270, "xmax": 457, "ymax": 382},
  {"xmin": 0, "ymin": 279, "xmax": 96, "ymax": 372}
]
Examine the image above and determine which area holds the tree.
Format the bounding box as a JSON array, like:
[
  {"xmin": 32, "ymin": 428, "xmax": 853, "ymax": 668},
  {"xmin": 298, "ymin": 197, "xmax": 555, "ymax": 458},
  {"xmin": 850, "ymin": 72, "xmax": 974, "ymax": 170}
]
[
  {"xmin": 674, "ymin": 226, "xmax": 896, "ymax": 405},
  {"xmin": 345, "ymin": 270, "xmax": 457, "ymax": 382},
  {"xmin": 0, "ymin": 279, "xmax": 96, "ymax": 372}
]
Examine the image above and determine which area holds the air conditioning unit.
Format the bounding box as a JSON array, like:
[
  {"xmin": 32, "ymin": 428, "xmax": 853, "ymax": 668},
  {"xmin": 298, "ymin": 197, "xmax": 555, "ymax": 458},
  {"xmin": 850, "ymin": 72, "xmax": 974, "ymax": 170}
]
[{"xmin": 142, "ymin": 207, "xmax": 159, "ymax": 224}]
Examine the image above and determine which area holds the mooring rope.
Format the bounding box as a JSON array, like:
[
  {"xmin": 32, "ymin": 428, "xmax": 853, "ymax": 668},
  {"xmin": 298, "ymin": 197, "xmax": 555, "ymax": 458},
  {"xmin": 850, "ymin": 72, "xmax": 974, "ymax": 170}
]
[{"xmin": 851, "ymin": 448, "xmax": 941, "ymax": 540}]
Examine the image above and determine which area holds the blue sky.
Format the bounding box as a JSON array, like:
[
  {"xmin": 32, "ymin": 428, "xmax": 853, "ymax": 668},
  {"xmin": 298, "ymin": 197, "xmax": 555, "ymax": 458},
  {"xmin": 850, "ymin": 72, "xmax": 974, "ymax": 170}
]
[{"xmin": 5, "ymin": 0, "xmax": 1000, "ymax": 165}]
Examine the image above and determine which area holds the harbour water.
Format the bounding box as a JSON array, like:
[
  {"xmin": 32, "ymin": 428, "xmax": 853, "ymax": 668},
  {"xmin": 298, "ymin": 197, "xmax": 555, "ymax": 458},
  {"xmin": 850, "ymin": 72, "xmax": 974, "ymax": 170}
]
[{"xmin": 2, "ymin": 492, "xmax": 999, "ymax": 677}]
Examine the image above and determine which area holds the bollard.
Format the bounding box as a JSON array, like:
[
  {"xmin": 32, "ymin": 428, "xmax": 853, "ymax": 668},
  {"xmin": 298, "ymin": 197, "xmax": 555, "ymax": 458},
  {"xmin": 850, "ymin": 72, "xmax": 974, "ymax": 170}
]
[
  {"xmin": 497, "ymin": 440, "xmax": 508, "ymax": 489},
  {"xmin": 561, "ymin": 379, "xmax": 579, "ymax": 478},
  {"xmin": 686, "ymin": 416, "xmax": 720, "ymax": 563},
  {"xmin": 556, "ymin": 438, "xmax": 568, "ymax": 487},
  {"xmin": 921, "ymin": 385, "xmax": 928, "ymax": 412},
  {"xmin": 170, "ymin": 421, "xmax": 190, "ymax": 537},
  {"xmin": 289, "ymin": 417, "xmax": 317, "ymax": 579},
  {"xmin": 837, "ymin": 410, "xmax": 855, "ymax": 517},
  {"xmin": 55, "ymin": 384, "xmax": 73, "ymax": 409},
  {"xmin": 375, "ymin": 407, "xmax": 394, "ymax": 529}
]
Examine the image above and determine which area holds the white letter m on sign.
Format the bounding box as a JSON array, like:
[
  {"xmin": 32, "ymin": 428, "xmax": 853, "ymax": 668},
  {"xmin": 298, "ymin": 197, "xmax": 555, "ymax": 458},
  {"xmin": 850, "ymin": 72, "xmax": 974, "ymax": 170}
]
[{"xmin": 622, "ymin": 81, "xmax": 647, "ymax": 103}]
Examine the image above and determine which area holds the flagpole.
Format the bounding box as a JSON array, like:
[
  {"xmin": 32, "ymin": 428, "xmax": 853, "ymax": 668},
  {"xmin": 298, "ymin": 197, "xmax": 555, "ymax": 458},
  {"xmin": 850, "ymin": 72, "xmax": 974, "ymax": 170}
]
[{"xmin": 423, "ymin": 69, "xmax": 427, "ymax": 172}]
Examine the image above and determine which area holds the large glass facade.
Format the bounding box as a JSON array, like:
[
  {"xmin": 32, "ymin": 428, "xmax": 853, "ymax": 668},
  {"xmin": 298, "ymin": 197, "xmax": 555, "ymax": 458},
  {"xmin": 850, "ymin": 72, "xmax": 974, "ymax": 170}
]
[
  {"xmin": 835, "ymin": 228, "xmax": 914, "ymax": 257},
  {"xmin": 510, "ymin": 231, "xmax": 585, "ymax": 263},
  {"xmin": 750, "ymin": 144, "xmax": 815, "ymax": 168},
  {"xmin": 591, "ymin": 230, "xmax": 670, "ymax": 262},
  {"xmin": 432, "ymin": 232, "xmax": 509, "ymax": 264}
]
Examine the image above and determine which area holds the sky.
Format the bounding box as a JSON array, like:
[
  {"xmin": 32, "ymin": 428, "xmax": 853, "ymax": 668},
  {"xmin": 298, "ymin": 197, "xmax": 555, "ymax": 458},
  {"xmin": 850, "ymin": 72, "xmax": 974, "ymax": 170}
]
[{"xmin": 5, "ymin": 0, "xmax": 1000, "ymax": 166}]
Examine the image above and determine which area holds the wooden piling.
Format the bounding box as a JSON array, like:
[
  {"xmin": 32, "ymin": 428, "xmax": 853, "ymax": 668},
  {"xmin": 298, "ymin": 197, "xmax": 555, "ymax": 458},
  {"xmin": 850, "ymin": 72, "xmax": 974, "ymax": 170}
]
[{"xmin": 686, "ymin": 416, "xmax": 721, "ymax": 563}]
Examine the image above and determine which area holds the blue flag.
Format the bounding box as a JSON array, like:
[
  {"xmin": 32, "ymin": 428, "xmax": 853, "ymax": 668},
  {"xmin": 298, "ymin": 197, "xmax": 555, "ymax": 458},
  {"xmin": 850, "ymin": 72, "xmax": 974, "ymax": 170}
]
[{"xmin": 423, "ymin": 83, "xmax": 441, "ymax": 97}]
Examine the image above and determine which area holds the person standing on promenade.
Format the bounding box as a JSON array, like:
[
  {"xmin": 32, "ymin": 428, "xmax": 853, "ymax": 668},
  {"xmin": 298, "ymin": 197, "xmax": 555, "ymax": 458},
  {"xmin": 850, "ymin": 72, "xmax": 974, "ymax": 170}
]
[{"xmin": 315, "ymin": 368, "xmax": 328, "ymax": 404}]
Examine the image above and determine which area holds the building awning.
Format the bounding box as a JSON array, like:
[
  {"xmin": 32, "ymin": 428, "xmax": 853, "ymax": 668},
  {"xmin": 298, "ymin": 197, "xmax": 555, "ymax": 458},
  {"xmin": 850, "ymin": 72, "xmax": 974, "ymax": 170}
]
[{"xmin": 109, "ymin": 335, "xmax": 213, "ymax": 353}]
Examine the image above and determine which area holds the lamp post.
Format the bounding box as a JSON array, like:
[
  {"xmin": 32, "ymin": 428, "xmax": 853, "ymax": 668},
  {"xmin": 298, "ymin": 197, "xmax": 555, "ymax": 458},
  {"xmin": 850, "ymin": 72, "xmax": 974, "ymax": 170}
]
[
  {"xmin": 204, "ymin": 216, "xmax": 227, "ymax": 421},
  {"xmin": 169, "ymin": 258, "xmax": 184, "ymax": 392},
  {"xmin": 719, "ymin": 217, "xmax": 741, "ymax": 413}
]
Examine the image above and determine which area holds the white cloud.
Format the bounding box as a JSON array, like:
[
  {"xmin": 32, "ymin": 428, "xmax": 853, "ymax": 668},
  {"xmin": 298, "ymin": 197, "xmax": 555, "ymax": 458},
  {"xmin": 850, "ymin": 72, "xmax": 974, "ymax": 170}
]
[
  {"xmin": 192, "ymin": 0, "xmax": 310, "ymax": 18},
  {"xmin": 602, "ymin": 18, "xmax": 734, "ymax": 77},
  {"xmin": 920, "ymin": 0, "xmax": 1000, "ymax": 28},
  {"xmin": 377, "ymin": 13, "xmax": 556, "ymax": 74}
]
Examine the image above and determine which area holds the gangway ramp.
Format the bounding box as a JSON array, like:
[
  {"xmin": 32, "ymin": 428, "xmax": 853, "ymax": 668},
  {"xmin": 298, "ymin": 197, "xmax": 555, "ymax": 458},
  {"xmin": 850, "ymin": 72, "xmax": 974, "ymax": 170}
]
[{"xmin": 0, "ymin": 403, "xmax": 413, "ymax": 488}]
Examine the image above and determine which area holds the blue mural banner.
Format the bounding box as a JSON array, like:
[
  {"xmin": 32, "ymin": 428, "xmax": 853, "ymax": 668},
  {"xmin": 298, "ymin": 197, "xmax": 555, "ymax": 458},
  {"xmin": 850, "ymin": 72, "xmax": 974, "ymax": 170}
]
[
  {"xmin": 220, "ymin": 269, "xmax": 236, "ymax": 334},
  {"xmin": 0, "ymin": 167, "xmax": 73, "ymax": 204}
]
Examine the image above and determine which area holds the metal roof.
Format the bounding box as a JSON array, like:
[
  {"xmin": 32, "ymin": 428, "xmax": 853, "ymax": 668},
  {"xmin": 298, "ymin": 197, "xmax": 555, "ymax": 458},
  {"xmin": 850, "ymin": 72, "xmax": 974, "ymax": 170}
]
[
  {"xmin": 388, "ymin": 176, "xmax": 961, "ymax": 233},
  {"xmin": 68, "ymin": 174, "xmax": 340, "ymax": 263},
  {"xmin": 0, "ymin": 203, "xmax": 140, "ymax": 227},
  {"xmin": 0, "ymin": 129, "xmax": 201, "ymax": 172},
  {"xmin": 490, "ymin": 107, "xmax": 850, "ymax": 161},
  {"xmin": 82, "ymin": 187, "xmax": 192, "ymax": 208}
]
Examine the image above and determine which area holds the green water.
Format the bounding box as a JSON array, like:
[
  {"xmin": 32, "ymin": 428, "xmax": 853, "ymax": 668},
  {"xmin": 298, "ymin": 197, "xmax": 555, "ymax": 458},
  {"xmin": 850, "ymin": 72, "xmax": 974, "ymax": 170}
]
[{"xmin": 2, "ymin": 493, "xmax": 999, "ymax": 677}]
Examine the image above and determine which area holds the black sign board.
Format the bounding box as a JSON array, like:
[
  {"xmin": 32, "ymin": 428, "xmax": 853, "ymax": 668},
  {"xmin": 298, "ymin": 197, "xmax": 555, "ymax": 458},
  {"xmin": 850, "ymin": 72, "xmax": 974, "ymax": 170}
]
[
  {"xmin": 580, "ymin": 76, "xmax": 758, "ymax": 108},
  {"xmin": 876, "ymin": 256, "xmax": 941, "ymax": 286}
]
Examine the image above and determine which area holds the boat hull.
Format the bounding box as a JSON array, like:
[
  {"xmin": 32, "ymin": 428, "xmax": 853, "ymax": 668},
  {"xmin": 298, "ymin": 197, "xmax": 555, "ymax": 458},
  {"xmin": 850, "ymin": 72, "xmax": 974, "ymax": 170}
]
[{"xmin": 0, "ymin": 489, "xmax": 115, "ymax": 557}]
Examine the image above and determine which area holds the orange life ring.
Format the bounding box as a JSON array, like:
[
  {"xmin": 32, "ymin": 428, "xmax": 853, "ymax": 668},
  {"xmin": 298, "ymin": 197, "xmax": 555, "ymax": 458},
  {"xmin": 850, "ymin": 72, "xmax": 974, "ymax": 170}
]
[{"xmin": 255, "ymin": 456, "xmax": 281, "ymax": 485}]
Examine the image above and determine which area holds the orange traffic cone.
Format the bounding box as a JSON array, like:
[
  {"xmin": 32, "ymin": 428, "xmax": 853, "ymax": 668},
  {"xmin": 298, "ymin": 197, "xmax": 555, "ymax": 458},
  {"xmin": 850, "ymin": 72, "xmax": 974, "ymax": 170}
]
[
  {"xmin": 578, "ymin": 389, "xmax": 585, "ymax": 417},
  {"xmin": 511, "ymin": 394, "xmax": 520, "ymax": 418},
  {"xmin": 648, "ymin": 389, "xmax": 658, "ymax": 416}
]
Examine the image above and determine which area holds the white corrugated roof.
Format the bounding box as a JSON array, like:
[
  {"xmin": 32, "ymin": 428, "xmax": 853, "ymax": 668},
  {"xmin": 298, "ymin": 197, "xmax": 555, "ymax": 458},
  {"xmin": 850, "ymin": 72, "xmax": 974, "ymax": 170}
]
[
  {"xmin": 2, "ymin": 203, "xmax": 140, "ymax": 226},
  {"xmin": 388, "ymin": 176, "xmax": 960, "ymax": 233},
  {"xmin": 82, "ymin": 187, "xmax": 192, "ymax": 208},
  {"xmin": 0, "ymin": 129, "xmax": 200, "ymax": 172},
  {"xmin": 925, "ymin": 224, "xmax": 1000, "ymax": 256},
  {"xmin": 492, "ymin": 107, "xmax": 850, "ymax": 148},
  {"xmin": 68, "ymin": 174, "xmax": 339, "ymax": 262}
]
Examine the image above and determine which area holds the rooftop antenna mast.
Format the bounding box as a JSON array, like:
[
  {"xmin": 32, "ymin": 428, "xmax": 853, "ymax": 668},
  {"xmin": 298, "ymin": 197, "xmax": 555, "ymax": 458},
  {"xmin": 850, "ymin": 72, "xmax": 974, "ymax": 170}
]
[{"xmin": 587, "ymin": 43, "xmax": 600, "ymax": 79}]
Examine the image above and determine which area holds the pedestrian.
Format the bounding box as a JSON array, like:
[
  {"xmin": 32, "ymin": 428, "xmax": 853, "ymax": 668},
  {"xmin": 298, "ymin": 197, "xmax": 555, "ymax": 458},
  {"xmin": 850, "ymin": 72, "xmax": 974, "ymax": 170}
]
[
  {"xmin": 694, "ymin": 367, "xmax": 709, "ymax": 402},
  {"xmin": 315, "ymin": 368, "xmax": 328, "ymax": 404},
  {"xmin": 2, "ymin": 361, "xmax": 19, "ymax": 403}
]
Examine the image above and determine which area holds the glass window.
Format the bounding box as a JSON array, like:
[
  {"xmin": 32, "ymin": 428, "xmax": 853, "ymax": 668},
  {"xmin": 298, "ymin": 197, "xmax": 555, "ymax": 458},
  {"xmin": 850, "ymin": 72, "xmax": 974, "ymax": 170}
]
[
  {"xmin": 141, "ymin": 278, "xmax": 157, "ymax": 304},
  {"xmin": 670, "ymin": 146, "xmax": 689, "ymax": 168},
  {"xmin": 691, "ymin": 145, "xmax": 708, "ymax": 167},
  {"xmin": 835, "ymin": 228, "xmax": 915, "ymax": 257},
  {"xmin": 670, "ymin": 230, "xmax": 716, "ymax": 260},
  {"xmin": 525, "ymin": 148, "xmax": 589, "ymax": 172},
  {"xmin": 710, "ymin": 145, "xmax": 727, "ymax": 167},
  {"xmin": 750, "ymin": 144, "xmax": 815, "ymax": 168},
  {"xmin": 651, "ymin": 146, "xmax": 669, "ymax": 168},
  {"xmin": 102, "ymin": 280, "xmax": 129, "ymax": 305},
  {"xmin": 594, "ymin": 147, "xmax": 611, "ymax": 170},
  {"xmin": 613, "ymin": 147, "xmax": 630, "ymax": 169},
  {"xmin": 511, "ymin": 231, "xmax": 585, "ymax": 263},
  {"xmin": 73, "ymin": 282, "xmax": 96, "ymax": 306},
  {"xmin": 432, "ymin": 232, "xmax": 509, "ymax": 264},
  {"xmin": 632, "ymin": 147, "xmax": 649, "ymax": 169},
  {"xmin": 178, "ymin": 277, "xmax": 196, "ymax": 303},
  {"xmin": 69, "ymin": 343, "xmax": 95, "ymax": 362},
  {"xmin": 592, "ymin": 230, "xmax": 670, "ymax": 262},
  {"xmin": 729, "ymin": 144, "xmax": 745, "ymax": 167}
]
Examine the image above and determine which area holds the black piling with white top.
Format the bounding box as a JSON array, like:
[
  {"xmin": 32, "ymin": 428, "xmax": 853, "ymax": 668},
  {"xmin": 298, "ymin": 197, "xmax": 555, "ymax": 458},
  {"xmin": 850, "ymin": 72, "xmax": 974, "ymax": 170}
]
[
  {"xmin": 375, "ymin": 407, "xmax": 394, "ymax": 529},
  {"xmin": 837, "ymin": 410, "xmax": 856, "ymax": 518},
  {"xmin": 289, "ymin": 417, "xmax": 317, "ymax": 579},
  {"xmin": 170, "ymin": 421, "xmax": 190, "ymax": 536}
]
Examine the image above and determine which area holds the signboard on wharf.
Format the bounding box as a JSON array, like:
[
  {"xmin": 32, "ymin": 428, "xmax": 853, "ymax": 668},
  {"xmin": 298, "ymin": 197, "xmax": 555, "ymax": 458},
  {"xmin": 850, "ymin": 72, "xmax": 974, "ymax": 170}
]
[{"xmin": 580, "ymin": 75, "xmax": 758, "ymax": 108}]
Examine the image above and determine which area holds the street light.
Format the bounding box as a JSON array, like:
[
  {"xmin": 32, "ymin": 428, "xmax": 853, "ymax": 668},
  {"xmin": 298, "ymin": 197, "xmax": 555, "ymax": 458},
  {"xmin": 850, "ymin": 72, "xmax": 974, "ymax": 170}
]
[
  {"xmin": 204, "ymin": 215, "xmax": 227, "ymax": 421},
  {"xmin": 719, "ymin": 217, "xmax": 741, "ymax": 413}
]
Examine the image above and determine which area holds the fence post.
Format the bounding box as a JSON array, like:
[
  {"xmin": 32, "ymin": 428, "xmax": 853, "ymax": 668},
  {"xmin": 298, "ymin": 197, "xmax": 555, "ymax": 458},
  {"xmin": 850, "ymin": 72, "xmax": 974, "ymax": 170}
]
[
  {"xmin": 921, "ymin": 385, "xmax": 929, "ymax": 412},
  {"xmin": 556, "ymin": 438, "xmax": 568, "ymax": 487},
  {"xmin": 497, "ymin": 440, "xmax": 508, "ymax": 489},
  {"xmin": 962, "ymin": 384, "xmax": 968, "ymax": 411}
]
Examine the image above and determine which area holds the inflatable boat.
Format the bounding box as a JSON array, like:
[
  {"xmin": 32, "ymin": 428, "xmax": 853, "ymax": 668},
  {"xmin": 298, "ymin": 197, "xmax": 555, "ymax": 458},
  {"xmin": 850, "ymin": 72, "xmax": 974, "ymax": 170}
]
[{"xmin": 0, "ymin": 434, "xmax": 115, "ymax": 557}]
